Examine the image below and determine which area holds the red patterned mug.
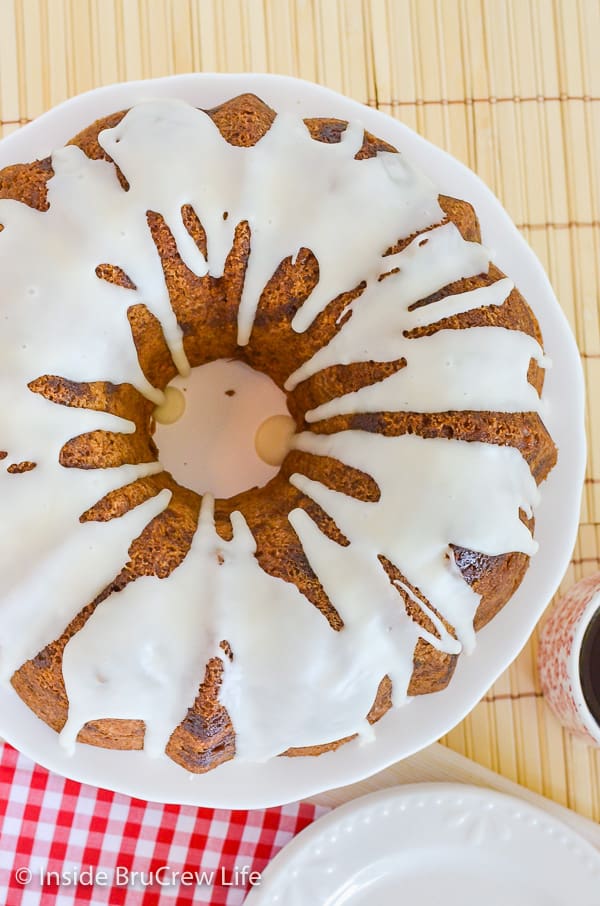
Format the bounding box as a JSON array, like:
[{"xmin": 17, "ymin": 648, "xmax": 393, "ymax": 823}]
[{"xmin": 538, "ymin": 573, "xmax": 600, "ymax": 746}]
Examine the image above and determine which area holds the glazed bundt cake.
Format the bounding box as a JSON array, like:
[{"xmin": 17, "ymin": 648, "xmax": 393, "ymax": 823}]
[{"xmin": 0, "ymin": 93, "xmax": 556, "ymax": 772}]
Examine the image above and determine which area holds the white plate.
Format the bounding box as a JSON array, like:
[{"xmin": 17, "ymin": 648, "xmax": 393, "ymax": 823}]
[
  {"xmin": 0, "ymin": 74, "xmax": 586, "ymax": 807},
  {"xmin": 244, "ymin": 784, "xmax": 600, "ymax": 906}
]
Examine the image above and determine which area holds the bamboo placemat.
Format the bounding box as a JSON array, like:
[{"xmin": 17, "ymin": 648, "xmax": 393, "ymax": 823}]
[{"xmin": 0, "ymin": 0, "xmax": 598, "ymax": 822}]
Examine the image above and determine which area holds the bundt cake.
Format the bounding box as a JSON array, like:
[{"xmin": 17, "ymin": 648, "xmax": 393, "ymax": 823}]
[{"xmin": 0, "ymin": 93, "xmax": 557, "ymax": 772}]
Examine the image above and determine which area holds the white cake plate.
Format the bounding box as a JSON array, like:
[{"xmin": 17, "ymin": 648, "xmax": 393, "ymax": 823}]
[
  {"xmin": 244, "ymin": 784, "xmax": 600, "ymax": 905},
  {"xmin": 0, "ymin": 74, "xmax": 586, "ymax": 807}
]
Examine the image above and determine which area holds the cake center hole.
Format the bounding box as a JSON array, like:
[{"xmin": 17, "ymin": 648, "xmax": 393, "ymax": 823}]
[{"xmin": 153, "ymin": 359, "xmax": 295, "ymax": 499}]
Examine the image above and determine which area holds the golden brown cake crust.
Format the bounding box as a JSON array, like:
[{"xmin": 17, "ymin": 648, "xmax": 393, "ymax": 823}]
[{"xmin": 2, "ymin": 93, "xmax": 557, "ymax": 772}]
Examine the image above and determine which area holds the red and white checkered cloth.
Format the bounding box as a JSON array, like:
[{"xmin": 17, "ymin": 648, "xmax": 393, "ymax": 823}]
[{"xmin": 0, "ymin": 743, "xmax": 326, "ymax": 905}]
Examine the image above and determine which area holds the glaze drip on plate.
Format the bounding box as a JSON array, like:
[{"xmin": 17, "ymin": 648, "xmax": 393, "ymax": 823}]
[{"xmin": 0, "ymin": 98, "xmax": 549, "ymax": 765}]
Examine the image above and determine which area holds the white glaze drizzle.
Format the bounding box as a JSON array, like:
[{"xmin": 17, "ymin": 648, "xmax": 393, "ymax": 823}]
[
  {"xmin": 0, "ymin": 98, "xmax": 550, "ymax": 763},
  {"xmin": 289, "ymin": 431, "xmax": 539, "ymax": 655},
  {"xmin": 61, "ymin": 495, "xmax": 461, "ymax": 761},
  {"xmin": 305, "ymin": 325, "xmax": 544, "ymax": 423},
  {"xmin": 99, "ymin": 101, "xmax": 444, "ymax": 346},
  {"xmin": 0, "ymin": 489, "xmax": 169, "ymax": 683}
]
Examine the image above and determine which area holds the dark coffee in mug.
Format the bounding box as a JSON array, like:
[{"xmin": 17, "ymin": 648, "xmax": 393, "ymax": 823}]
[{"xmin": 580, "ymin": 607, "xmax": 600, "ymax": 727}]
